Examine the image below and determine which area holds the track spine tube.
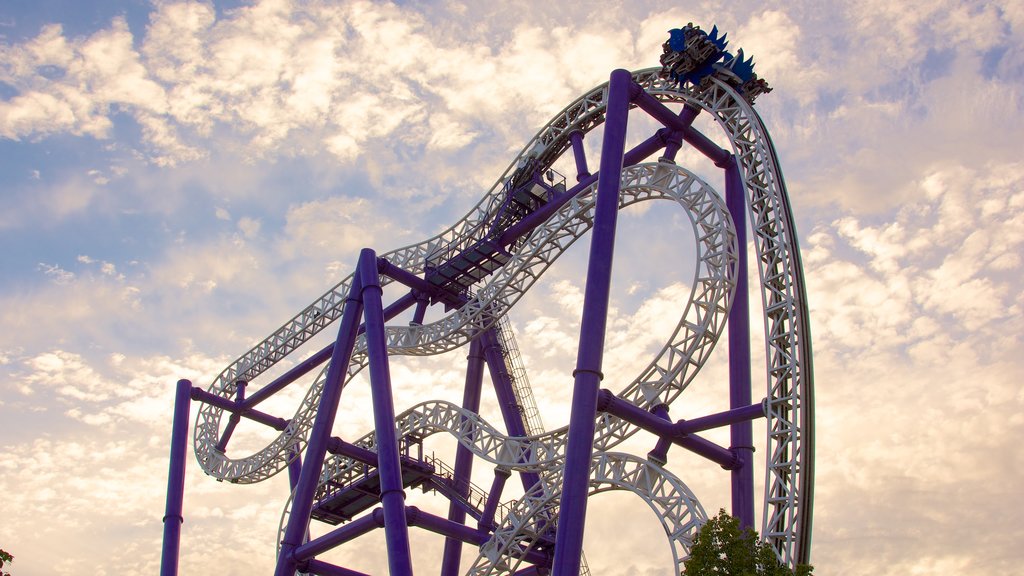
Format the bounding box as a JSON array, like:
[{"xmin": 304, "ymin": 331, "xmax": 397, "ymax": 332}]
[
  {"xmin": 441, "ymin": 336, "xmax": 487, "ymax": 576},
  {"xmin": 160, "ymin": 379, "xmax": 192, "ymax": 576},
  {"xmin": 360, "ymin": 248, "xmax": 415, "ymax": 576},
  {"xmin": 275, "ymin": 274, "xmax": 365, "ymax": 576},
  {"xmin": 551, "ymin": 68, "xmax": 632, "ymax": 576}
]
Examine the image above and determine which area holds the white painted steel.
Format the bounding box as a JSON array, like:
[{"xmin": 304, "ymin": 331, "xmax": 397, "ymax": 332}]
[{"xmin": 196, "ymin": 67, "xmax": 813, "ymax": 570}]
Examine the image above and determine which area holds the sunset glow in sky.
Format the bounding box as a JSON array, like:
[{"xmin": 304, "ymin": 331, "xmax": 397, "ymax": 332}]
[{"xmin": 1, "ymin": 1, "xmax": 1023, "ymax": 575}]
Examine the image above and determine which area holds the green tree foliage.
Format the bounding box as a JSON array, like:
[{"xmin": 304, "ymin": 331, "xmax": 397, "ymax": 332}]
[
  {"xmin": 683, "ymin": 510, "xmax": 813, "ymax": 576},
  {"xmin": 0, "ymin": 548, "xmax": 13, "ymax": 576}
]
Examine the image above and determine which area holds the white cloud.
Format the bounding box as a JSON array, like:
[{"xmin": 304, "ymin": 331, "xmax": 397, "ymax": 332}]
[{"xmin": 2, "ymin": 1, "xmax": 1024, "ymax": 574}]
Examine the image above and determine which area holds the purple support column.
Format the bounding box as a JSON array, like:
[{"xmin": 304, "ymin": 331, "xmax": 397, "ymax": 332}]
[
  {"xmin": 441, "ymin": 336, "xmax": 486, "ymax": 576},
  {"xmin": 481, "ymin": 328, "xmax": 541, "ymax": 492},
  {"xmin": 275, "ymin": 276, "xmax": 365, "ymax": 576},
  {"xmin": 551, "ymin": 68, "xmax": 632, "ymax": 576},
  {"xmin": 304, "ymin": 559, "xmax": 373, "ymax": 576},
  {"xmin": 287, "ymin": 448, "xmax": 303, "ymax": 490},
  {"xmin": 160, "ymin": 379, "xmax": 192, "ymax": 576},
  {"xmin": 568, "ymin": 130, "xmax": 590, "ymax": 181},
  {"xmin": 478, "ymin": 467, "xmax": 511, "ymax": 530},
  {"xmin": 359, "ymin": 248, "xmax": 414, "ymax": 575},
  {"xmin": 726, "ymin": 156, "xmax": 755, "ymax": 529},
  {"xmin": 214, "ymin": 380, "xmax": 246, "ymax": 452},
  {"xmin": 294, "ymin": 508, "xmax": 386, "ymax": 561}
]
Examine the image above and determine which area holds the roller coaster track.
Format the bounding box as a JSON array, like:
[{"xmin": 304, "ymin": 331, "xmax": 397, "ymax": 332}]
[{"xmin": 186, "ymin": 65, "xmax": 814, "ymax": 573}]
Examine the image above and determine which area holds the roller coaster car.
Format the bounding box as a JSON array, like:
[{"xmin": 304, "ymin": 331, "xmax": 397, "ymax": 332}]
[
  {"xmin": 739, "ymin": 76, "xmax": 772, "ymax": 102},
  {"xmin": 711, "ymin": 48, "xmax": 772, "ymax": 103},
  {"xmin": 659, "ymin": 24, "xmax": 725, "ymax": 82}
]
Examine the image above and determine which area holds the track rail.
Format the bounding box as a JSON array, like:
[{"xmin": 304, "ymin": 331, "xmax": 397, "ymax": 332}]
[{"xmin": 191, "ymin": 67, "xmax": 814, "ymax": 569}]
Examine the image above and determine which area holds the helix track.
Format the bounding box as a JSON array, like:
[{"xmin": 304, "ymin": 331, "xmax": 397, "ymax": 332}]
[{"xmin": 186, "ymin": 62, "xmax": 814, "ymax": 573}]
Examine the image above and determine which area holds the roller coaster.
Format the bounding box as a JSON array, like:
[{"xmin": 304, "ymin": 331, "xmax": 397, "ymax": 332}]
[{"xmin": 161, "ymin": 23, "xmax": 814, "ymax": 576}]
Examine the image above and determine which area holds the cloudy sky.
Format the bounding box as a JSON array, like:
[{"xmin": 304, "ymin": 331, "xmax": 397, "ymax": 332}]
[{"xmin": 1, "ymin": 1, "xmax": 1022, "ymax": 574}]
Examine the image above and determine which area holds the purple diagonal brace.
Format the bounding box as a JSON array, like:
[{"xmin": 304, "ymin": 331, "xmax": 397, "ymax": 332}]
[
  {"xmin": 441, "ymin": 336, "xmax": 486, "ymax": 576},
  {"xmin": 726, "ymin": 156, "xmax": 755, "ymax": 529},
  {"xmin": 359, "ymin": 248, "xmax": 415, "ymax": 575},
  {"xmin": 160, "ymin": 379, "xmax": 192, "ymax": 576},
  {"xmin": 551, "ymin": 68, "xmax": 632, "ymax": 576},
  {"xmin": 482, "ymin": 328, "xmax": 542, "ymax": 492},
  {"xmin": 275, "ymin": 275, "xmax": 365, "ymax": 576}
]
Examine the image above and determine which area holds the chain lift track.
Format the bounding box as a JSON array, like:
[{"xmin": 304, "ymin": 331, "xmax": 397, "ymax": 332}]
[{"xmin": 162, "ymin": 24, "xmax": 814, "ymax": 576}]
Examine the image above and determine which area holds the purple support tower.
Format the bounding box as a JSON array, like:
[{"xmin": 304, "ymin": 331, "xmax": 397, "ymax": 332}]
[
  {"xmin": 551, "ymin": 67, "xmax": 633, "ymax": 576},
  {"xmin": 168, "ymin": 24, "xmax": 813, "ymax": 574}
]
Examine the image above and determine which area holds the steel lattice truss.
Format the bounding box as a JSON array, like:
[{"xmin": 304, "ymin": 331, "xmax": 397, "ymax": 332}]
[{"xmin": 169, "ymin": 31, "xmax": 814, "ymax": 575}]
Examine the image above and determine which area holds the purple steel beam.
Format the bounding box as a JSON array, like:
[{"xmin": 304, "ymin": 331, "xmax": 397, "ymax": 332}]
[
  {"xmin": 408, "ymin": 506, "xmax": 488, "ymax": 545},
  {"xmin": 409, "ymin": 506, "xmax": 551, "ymax": 567},
  {"xmin": 304, "ymin": 559, "xmax": 373, "ymax": 576},
  {"xmin": 725, "ymin": 156, "xmax": 755, "ymax": 529},
  {"xmin": 275, "ymin": 274, "xmax": 365, "ymax": 576},
  {"xmin": 294, "ymin": 508, "xmax": 386, "ymax": 561},
  {"xmin": 551, "ymin": 68, "xmax": 632, "ymax": 576},
  {"xmin": 596, "ymin": 389, "xmax": 765, "ymax": 436},
  {"xmin": 441, "ymin": 336, "xmax": 487, "ymax": 576},
  {"xmin": 595, "ymin": 390, "xmax": 742, "ymax": 468},
  {"xmin": 242, "ymin": 291, "xmax": 418, "ymax": 411},
  {"xmin": 377, "ymin": 257, "xmax": 466, "ymax": 308},
  {"xmin": 189, "ymin": 387, "xmax": 288, "ymax": 431},
  {"xmin": 479, "ymin": 467, "xmax": 511, "ymax": 530},
  {"xmin": 481, "ymin": 328, "xmax": 542, "ymax": 492},
  {"xmin": 677, "ymin": 401, "xmax": 766, "ymax": 434},
  {"xmin": 646, "ymin": 403, "xmax": 672, "ymax": 466},
  {"xmin": 630, "ymin": 88, "xmax": 732, "ymax": 167},
  {"xmin": 160, "ymin": 379, "xmax": 192, "ymax": 576},
  {"xmin": 326, "ymin": 436, "xmax": 381, "ymax": 465},
  {"xmin": 214, "ymin": 380, "xmax": 246, "ymax": 451},
  {"xmin": 288, "ymin": 448, "xmax": 302, "ymax": 490},
  {"xmin": 568, "ymin": 130, "xmax": 590, "ymax": 181},
  {"xmin": 359, "ymin": 248, "xmax": 415, "ymax": 575},
  {"xmin": 497, "ymin": 127, "xmax": 672, "ymax": 250}
]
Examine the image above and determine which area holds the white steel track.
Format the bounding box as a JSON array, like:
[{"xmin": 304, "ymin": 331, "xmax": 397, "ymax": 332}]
[{"xmin": 194, "ymin": 67, "xmax": 814, "ymax": 570}]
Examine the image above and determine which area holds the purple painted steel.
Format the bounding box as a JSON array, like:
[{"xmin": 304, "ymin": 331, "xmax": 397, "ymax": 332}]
[
  {"xmin": 377, "ymin": 258, "xmax": 465, "ymax": 307},
  {"xmin": 657, "ymin": 106, "xmax": 699, "ymax": 163},
  {"xmin": 631, "ymin": 87, "xmax": 732, "ymax": 167},
  {"xmin": 596, "ymin": 390, "xmax": 743, "ymax": 468},
  {"xmin": 189, "ymin": 386, "xmax": 288, "ymax": 431},
  {"xmin": 304, "ymin": 558, "xmax": 373, "ymax": 576},
  {"xmin": 596, "ymin": 389, "xmax": 674, "ymax": 436},
  {"xmin": 411, "ymin": 294, "xmax": 429, "ymax": 325},
  {"xmin": 242, "ymin": 291, "xmax": 418, "ymax": 411},
  {"xmin": 568, "ymin": 130, "xmax": 590, "ymax": 181},
  {"xmin": 479, "ymin": 467, "xmax": 511, "ymax": 530},
  {"xmin": 160, "ymin": 379, "xmax": 192, "ymax": 576},
  {"xmin": 481, "ymin": 328, "xmax": 542, "ymax": 492},
  {"xmin": 408, "ymin": 506, "xmax": 488, "ymax": 545},
  {"xmin": 326, "ymin": 436, "xmax": 383, "ymax": 466},
  {"xmin": 441, "ymin": 336, "xmax": 486, "ymax": 576},
  {"xmin": 294, "ymin": 508, "xmax": 386, "ymax": 561},
  {"xmin": 275, "ymin": 275, "xmax": 365, "ymax": 576},
  {"xmin": 676, "ymin": 401, "xmax": 765, "ymax": 435},
  {"xmin": 497, "ymin": 128, "xmax": 670, "ymax": 250},
  {"xmin": 359, "ymin": 248, "xmax": 415, "ymax": 575},
  {"xmin": 726, "ymin": 156, "xmax": 756, "ymax": 528},
  {"xmin": 214, "ymin": 380, "xmax": 246, "ymax": 451},
  {"xmin": 551, "ymin": 68, "xmax": 632, "ymax": 576}
]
